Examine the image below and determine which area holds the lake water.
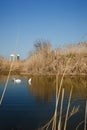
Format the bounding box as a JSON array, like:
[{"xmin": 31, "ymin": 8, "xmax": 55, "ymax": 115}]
[{"xmin": 0, "ymin": 75, "xmax": 87, "ymax": 130}]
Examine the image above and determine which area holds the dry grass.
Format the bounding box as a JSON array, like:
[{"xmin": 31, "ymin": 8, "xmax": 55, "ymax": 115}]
[
  {"xmin": 0, "ymin": 41, "xmax": 87, "ymax": 75},
  {"xmin": 23, "ymin": 41, "xmax": 87, "ymax": 75}
]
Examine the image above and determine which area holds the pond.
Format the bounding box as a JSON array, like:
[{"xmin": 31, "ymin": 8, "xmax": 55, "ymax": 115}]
[{"xmin": 0, "ymin": 75, "xmax": 87, "ymax": 130}]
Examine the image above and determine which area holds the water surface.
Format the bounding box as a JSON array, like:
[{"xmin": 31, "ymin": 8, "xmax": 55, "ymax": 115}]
[{"xmin": 0, "ymin": 75, "xmax": 87, "ymax": 130}]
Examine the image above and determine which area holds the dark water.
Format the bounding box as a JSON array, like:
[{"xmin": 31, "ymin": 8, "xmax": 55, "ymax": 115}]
[{"xmin": 0, "ymin": 75, "xmax": 87, "ymax": 130}]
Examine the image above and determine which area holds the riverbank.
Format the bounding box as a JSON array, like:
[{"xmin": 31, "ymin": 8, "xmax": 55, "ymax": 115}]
[{"xmin": 0, "ymin": 41, "xmax": 87, "ymax": 75}]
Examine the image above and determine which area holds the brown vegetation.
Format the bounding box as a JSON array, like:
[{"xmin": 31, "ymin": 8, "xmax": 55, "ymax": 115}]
[
  {"xmin": 0, "ymin": 56, "xmax": 10, "ymax": 74},
  {"xmin": 0, "ymin": 41, "xmax": 87, "ymax": 75},
  {"xmin": 23, "ymin": 41, "xmax": 87, "ymax": 75}
]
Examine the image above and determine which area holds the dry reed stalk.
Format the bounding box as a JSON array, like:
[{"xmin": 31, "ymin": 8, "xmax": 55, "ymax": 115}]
[
  {"xmin": 58, "ymin": 88, "xmax": 64, "ymax": 130},
  {"xmin": 64, "ymin": 86, "xmax": 73, "ymax": 130},
  {"xmin": 56, "ymin": 58, "xmax": 71, "ymax": 108},
  {"xmin": 52, "ymin": 58, "xmax": 71, "ymax": 130},
  {"xmin": 39, "ymin": 58, "xmax": 71, "ymax": 130},
  {"xmin": 84, "ymin": 100, "xmax": 87, "ymax": 130},
  {"xmin": 0, "ymin": 62, "xmax": 13, "ymax": 105},
  {"xmin": 52, "ymin": 74, "xmax": 59, "ymax": 130}
]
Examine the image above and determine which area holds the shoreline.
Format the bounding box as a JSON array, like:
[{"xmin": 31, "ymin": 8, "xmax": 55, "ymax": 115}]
[
  {"xmin": 0, "ymin": 71, "xmax": 87, "ymax": 76},
  {"xmin": 0, "ymin": 42, "xmax": 87, "ymax": 76}
]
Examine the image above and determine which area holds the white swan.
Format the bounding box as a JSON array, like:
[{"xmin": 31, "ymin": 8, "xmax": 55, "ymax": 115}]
[
  {"xmin": 28, "ymin": 78, "xmax": 32, "ymax": 85},
  {"xmin": 13, "ymin": 78, "xmax": 21, "ymax": 83}
]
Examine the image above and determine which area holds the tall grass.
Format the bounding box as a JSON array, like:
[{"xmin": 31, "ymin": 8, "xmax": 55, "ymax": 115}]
[
  {"xmin": 0, "ymin": 41, "xmax": 87, "ymax": 75},
  {"xmin": 23, "ymin": 41, "xmax": 87, "ymax": 75}
]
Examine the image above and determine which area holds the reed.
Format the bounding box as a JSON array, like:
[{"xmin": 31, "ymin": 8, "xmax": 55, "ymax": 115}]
[
  {"xmin": 52, "ymin": 74, "xmax": 59, "ymax": 130},
  {"xmin": 63, "ymin": 86, "xmax": 73, "ymax": 130},
  {"xmin": 52, "ymin": 57, "xmax": 71, "ymax": 130},
  {"xmin": 58, "ymin": 88, "xmax": 64, "ymax": 130},
  {"xmin": 0, "ymin": 62, "xmax": 13, "ymax": 105}
]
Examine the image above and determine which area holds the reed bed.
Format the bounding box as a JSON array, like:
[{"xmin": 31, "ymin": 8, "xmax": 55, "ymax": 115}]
[
  {"xmin": 23, "ymin": 41, "xmax": 87, "ymax": 75},
  {"xmin": 0, "ymin": 41, "xmax": 87, "ymax": 75}
]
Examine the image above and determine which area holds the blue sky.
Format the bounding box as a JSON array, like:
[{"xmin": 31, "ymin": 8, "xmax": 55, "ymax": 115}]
[{"xmin": 0, "ymin": 0, "xmax": 87, "ymax": 59}]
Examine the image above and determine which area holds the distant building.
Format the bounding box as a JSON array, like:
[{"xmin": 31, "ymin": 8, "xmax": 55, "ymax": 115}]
[{"xmin": 10, "ymin": 54, "xmax": 20, "ymax": 61}]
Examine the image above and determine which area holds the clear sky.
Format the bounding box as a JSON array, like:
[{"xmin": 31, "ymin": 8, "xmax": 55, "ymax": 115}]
[{"xmin": 0, "ymin": 0, "xmax": 87, "ymax": 59}]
